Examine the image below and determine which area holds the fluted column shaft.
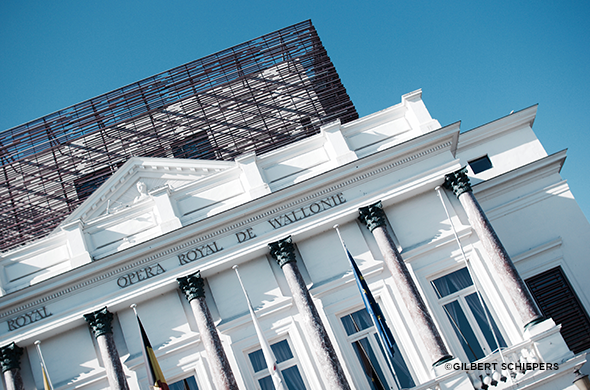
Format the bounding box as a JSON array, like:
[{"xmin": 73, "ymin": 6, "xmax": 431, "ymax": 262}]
[
  {"xmin": 0, "ymin": 342, "xmax": 24, "ymax": 390},
  {"xmin": 178, "ymin": 271, "xmax": 238, "ymax": 390},
  {"xmin": 444, "ymin": 168, "xmax": 542, "ymax": 328},
  {"xmin": 359, "ymin": 202, "xmax": 452, "ymax": 367},
  {"xmin": 84, "ymin": 307, "xmax": 130, "ymax": 390},
  {"xmin": 269, "ymin": 236, "xmax": 351, "ymax": 390}
]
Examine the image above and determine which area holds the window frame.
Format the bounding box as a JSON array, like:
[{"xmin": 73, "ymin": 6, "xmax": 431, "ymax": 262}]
[
  {"xmin": 168, "ymin": 374, "xmax": 199, "ymax": 390},
  {"xmin": 431, "ymin": 267, "xmax": 506, "ymax": 362},
  {"xmin": 468, "ymin": 155, "xmax": 493, "ymax": 174},
  {"xmin": 246, "ymin": 337, "xmax": 308, "ymax": 390},
  {"xmin": 340, "ymin": 307, "xmax": 415, "ymax": 390}
]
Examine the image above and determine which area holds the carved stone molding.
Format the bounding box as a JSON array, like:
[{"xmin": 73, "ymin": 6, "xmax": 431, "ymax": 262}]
[
  {"xmin": 358, "ymin": 201, "xmax": 387, "ymax": 232},
  {"xmin": 268, "ymin": 236, "xmax": 297, "ymax": 268},
  {"xmin": 177, "ymin": 271, "xmax": 206, "ymax": 302},
  {"xmin": 84, "ymin": 307, "xmax": 114, "ymax": 338},
  {"xmin": 443, "ymin": 167, "xmax": 472, "ymax": 198},
  {"xmin": 0, "ymin": 343, "xmax": 23, "ymax": 373}
]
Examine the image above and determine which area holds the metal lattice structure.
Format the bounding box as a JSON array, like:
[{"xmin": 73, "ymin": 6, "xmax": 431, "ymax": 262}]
[{"xmin": 0, "ymin": 20, "xmax": 358, "ymax": 252}]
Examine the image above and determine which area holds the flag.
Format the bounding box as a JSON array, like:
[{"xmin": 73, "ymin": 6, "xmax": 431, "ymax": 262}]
[
  {"xmin": 233, "ymin": 265, "xmax": 287, "ymax": 390},
  {"xmin": 334, "ymin": 226, "xmax": 397, "ymax": 363},
  {"xmin": 34, "ymin": 340, "xmax": 53, "ymax": 390},
  {"xmin": 41, "ymin": 365, "xmax": 52, "ymax": 390},
  {"xmin": 133, "ymin": 308, "xmax": 170, "ymax": 390}
]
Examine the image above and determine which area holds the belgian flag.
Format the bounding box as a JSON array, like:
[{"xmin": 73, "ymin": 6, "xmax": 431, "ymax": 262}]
[
  {"xmin": 135, "ymin": 315, "xmax": 170, "ymax": 390},
  {"xmin": 41, "ymin": 364, "xmax": 52, "ymax": 390}
]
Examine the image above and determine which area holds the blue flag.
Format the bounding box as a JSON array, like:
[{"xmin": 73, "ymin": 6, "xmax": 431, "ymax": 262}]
[{"xmin": 335, "ymin": 228, "xmax": 397, "ymax": 362}]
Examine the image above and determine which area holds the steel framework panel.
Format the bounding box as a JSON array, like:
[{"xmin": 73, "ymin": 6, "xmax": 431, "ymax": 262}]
[{"xmin": 0, "ymin": 20, "xmax": 357, "ymax": 251}]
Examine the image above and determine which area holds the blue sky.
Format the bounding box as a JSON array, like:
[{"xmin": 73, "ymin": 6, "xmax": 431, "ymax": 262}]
[{"xmin": 1, "ymin": 1, "xmax": 589, "ymax": 218}]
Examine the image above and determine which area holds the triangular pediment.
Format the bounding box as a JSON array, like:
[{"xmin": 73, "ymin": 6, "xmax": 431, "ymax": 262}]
[{"xmin": 61, "ymin": 157, "xmax": 237, "ymax": 225}]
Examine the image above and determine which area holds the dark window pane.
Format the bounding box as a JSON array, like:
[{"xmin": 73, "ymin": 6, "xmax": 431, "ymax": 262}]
[
  {"xmin": 282, "ymin": 366, "xmax": 306, "ymax": 390},
  {"xmin": 259, "ymin": 375, "xmax": 275, "ymax": 390},
  {"xmin": 352, "ymin": 337, "xmax": 388, "ymax": 390},
  {"xmin": 257, "ymin": 367, "xmax": 306, "ymax": 390},
  {"xmin": 271, "ymin": 340, "xmax": 293, "ymax": 363},
  {"xmin": 341, "ymin": 309, "xmax": 373, "ymax": 336},
  {"xmin": 444, "ymin": 300, "xmax": 485, "ymax": 361},
  {"xmin": 465, "ymin": 293, "xmax": 506, "ymax": 352},
  {"xmin": 168, "ymin": 376, "xmax": 199, "ymax": 390},
  {"xmin": 374, "ymin": 334, "xmax": 415, "ymax": 388},
  {"xmin": 468, "ymin": 155, "xmax": 493, "ymax": 174},
  {"xmin": 249, "ymin": 349, "xmax": 267, "ymax": 373},
  {"xmin": 431, "ymin": 268, "xmax": 473, "ymax": 298}
]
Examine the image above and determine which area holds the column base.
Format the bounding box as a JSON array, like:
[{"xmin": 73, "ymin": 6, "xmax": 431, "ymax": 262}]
[{"xmin": 523, "ymin": 318, "xmax": 574, "ymax": 363}]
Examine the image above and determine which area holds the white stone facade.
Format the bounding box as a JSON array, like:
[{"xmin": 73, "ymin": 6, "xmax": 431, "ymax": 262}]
[{"xmin": 0, "ymin": 89, "xmax": 588, "ymax": 390}]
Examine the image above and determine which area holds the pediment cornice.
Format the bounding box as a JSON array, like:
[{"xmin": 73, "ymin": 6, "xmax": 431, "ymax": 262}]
[{"xmin": 61, "ymin": 157, "xmax": 236, "ymax": 225}]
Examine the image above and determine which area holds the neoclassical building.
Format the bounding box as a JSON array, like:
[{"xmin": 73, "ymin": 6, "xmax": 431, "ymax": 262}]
[{"xmin": 0, "ymin": 21, "xmax": 589, "ymax": 390}]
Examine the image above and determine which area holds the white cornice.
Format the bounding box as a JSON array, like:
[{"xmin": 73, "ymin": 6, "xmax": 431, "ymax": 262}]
[
  {"xmin": 457, "ymin": 105, "xmax": 538, "ymax": 151},
  {"xmin": 472, "ymin": 149, "xmax": 567, "ymax": 203},
  {"xmin": 512, "ymin": 237, "xmax": 562, "ymax": 264}
]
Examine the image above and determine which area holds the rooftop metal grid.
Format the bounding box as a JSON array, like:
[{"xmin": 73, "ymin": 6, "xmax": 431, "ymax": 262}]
[{"xmin": 0, "ymin": 20, "xmax": 358, "ymax": 252}]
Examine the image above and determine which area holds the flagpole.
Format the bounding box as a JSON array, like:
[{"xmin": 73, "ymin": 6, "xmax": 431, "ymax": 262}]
[
  {"xmin": 333, "ymin": 224, "xmax": 402, "ymax": 390},
  {"xmin": 131, "ymin": 304, "xmax": 170, "ymax": 390},
  {"xmin": 34, "ymin": 340, "xmax": 54, "ymax": 390},
  {"xmin": 131, "ymin": 304, "xmax": 153, "ymax": 390},
  {"xmin": 232, "ymin": 265, "xmax": 287, "ymax": 390}
]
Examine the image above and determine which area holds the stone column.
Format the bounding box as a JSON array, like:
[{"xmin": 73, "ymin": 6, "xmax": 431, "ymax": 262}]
[
  {"xmin": 84, "ymin": 307, "xmax": 130, "ymax": 390},
  {"xmin": 177, "ymin": 271, "xmax": 238, "ymax": 390},
  {"xmin": 443, "ymin": 168, "xmax": 543, "ymax": 328},
  {"xmin": 0, "ymin": 342, "xmax": 24, "ymax": 390},
  {"xmin": 358, "ymin": 201, "xmax": 452, "ymax": 367},
  {"xmin": 268, "ymin": 236, "xmax": 351, "ymax": 390}
]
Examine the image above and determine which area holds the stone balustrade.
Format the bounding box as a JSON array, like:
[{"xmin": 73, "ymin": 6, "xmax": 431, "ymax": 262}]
[{"xmin": 412, "ymin": 338, "xmax": 569, "ymax": 390}]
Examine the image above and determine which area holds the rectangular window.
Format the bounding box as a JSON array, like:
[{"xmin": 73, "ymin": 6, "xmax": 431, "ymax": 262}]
[
  {"xmin": 341, "ymin": 308, "xmax": 414, "ymax": 390},
  {"xmin": 468, "ymin": 155, "xmax": 493, "ymax": 174},
  {"xmin": 169, "ymin": 375, "xmax": 199, "ymax": 390},
  {"xmin": 248, "ymin": 339, "xmax": 306, "ymax": 390},
  {"xmin": 431, "ymin": 268, "xmax": 506, "ymax": 362},
  {"xmin": 525, "ymin": 266, "xmax": 590, "ymax": 354}
]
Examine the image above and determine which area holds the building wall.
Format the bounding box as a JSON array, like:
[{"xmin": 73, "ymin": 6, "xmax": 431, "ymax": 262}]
[{"xmin": 0, "ymin": 90, "xmax": 588, "ymax": 390}]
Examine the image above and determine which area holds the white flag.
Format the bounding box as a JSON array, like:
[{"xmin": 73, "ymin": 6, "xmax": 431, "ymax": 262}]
[{"xmin": 233, "ymin": 265, "xmax": 287, "ymax": 390}]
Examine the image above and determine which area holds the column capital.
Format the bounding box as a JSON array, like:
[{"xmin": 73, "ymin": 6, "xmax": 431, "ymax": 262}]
[
  {"xmin": 177, "ymin": 271, "xmax": 205, "ymax": 302},
  {"xmin": 0, "ymin": 342, "xmax": 23, "ymax": 372},
  {"xmin": 443, "ymin": 167, "xmax": 472, "ymax": 198},
  {"xmin": 84, "ymin": 306, "xmax": 114, "ymax": 338},
  {"xmin": 268, "ymin": 236, "xmax": 297, "ymax": 268},
  {"xmin": 358, "ymin": 201, "xmax": 386, "ymax": 232}
]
